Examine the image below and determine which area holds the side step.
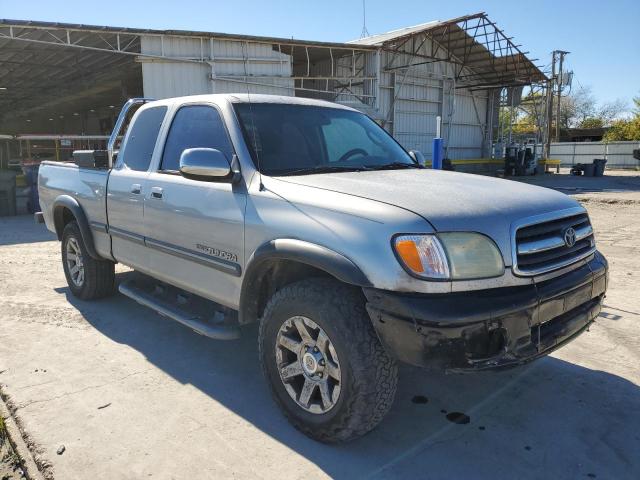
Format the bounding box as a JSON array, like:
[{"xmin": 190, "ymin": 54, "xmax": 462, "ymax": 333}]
[{"xmin": 118, "ymin": 278, "xmax": 240, "ymax": 340}]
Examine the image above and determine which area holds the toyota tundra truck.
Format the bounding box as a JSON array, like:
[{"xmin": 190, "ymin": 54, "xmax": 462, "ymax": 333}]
[{"xmin": 37, "ymin": 95, "xmax": 608, "ymax": 442}]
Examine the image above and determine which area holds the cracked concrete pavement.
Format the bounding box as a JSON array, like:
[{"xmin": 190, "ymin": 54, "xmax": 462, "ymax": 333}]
[{"xmin": 0, "ymin": 172, "xmax": 639, "ymax": 479}]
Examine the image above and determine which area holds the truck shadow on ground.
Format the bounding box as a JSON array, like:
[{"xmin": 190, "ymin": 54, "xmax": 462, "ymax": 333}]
[{"xmin": 57, "ymin": 276, "xmax": 640, "ymax": 480}]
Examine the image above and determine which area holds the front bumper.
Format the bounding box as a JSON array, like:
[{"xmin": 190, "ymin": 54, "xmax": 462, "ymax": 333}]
[{"xmin": 364, "ymin": 251, "xmax": 608, "ymax": 372}]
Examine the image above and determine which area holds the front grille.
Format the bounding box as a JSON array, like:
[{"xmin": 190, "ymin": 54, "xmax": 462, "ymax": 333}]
[{"xmin": 514, "ymin": 212, "xmax": 596, "ymax": 275}]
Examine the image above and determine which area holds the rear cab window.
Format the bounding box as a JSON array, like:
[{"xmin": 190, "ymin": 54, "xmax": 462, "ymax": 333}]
[{"xmin": 116, "ymin": 106, "xmax": 167, "ymax": 171}]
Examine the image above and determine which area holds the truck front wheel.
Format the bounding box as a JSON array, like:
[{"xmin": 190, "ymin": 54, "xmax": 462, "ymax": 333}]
[
  {"xmin": 258, "ymin": 278, "xmax": 398, "ymax": 443},
  {"xmin": 61, "ymin": 221, "xmax": 115, "ymax": 300}
]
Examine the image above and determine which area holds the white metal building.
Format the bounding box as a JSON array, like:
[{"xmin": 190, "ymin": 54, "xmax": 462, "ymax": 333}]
[{"xmin": 0, "ymin": 13, "xmax": 545, "ymax": 166}]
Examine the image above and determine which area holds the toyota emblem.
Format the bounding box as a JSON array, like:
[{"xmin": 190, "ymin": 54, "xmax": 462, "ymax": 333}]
[{"xmin": 564, "ymin": 227, "xmax": 577, "ymax": 247}]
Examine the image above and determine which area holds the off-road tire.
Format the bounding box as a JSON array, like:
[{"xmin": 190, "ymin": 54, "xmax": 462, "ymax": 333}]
[
  {"xmin": 61, "ymin": 221, "xmax": 115, "ymax": 300},
  {"xmin": 259, "ymin": 278, "xmax": 398, "ymax": 443}
]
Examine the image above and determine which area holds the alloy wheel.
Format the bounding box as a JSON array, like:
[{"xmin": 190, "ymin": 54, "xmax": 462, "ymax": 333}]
[
  {"xmin": 275, "ymin": 316, "xmax": 341, "ymax": 414},
  {"xmin": 65, "ymin": 236, "xmax": 85, "ymax": 287}
]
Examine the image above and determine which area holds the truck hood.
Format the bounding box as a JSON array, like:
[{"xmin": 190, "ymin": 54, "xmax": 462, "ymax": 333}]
[{"xmin": 274, "ymin": 169, "xmax": 580, "ymax": 262}]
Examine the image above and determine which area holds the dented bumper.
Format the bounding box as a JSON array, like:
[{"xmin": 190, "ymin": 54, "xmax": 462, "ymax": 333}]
[{"xmin": 364, "ymin": 251, "xmax": 608, "ymax": 373}]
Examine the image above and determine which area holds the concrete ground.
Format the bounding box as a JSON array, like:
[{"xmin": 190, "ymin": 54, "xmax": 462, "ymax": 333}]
[
  {"xmin": 517, "ymin": 168, "xmax": 640, "ymax": 201},
  {"xmin": 0, "ymin": 171, "xmax": 639, "ymax": 480}
]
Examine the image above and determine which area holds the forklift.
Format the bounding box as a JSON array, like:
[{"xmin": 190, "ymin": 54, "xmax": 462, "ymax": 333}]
[{"xmin": 503, "ymin": 140, "xmax": 539, "ymax": 176}]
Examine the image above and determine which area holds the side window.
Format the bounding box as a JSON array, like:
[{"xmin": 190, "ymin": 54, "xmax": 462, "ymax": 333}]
[
  {"xmin": 118, "ymin": 106, "xmax": 167, "ymax": 171},
  {"xmin": 161, "ymin": 105, "xmax": 233, "ymax": 171}
]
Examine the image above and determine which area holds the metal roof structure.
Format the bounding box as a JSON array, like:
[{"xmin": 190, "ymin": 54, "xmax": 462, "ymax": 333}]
[
  {"xmin": 0, "ymin": 14, "xmax": 545, "ymax": 134},
  {"xmin": 349, "ymin": 21, "xmax": 443, "ymax": 45},
  {"xmin": 350, "ymin": 12, "xmax": 546, "ymax": 89},
  {"xmin": 0, "ymin": 18, "xmax": 379, "ymax": 51},
  {"xmin": 0, "ymin": 19, "xmax": 147, "ymax": 128},
  {"xmin": 0, "ymin": 18, "xmax": 378, "ymax": 131}
]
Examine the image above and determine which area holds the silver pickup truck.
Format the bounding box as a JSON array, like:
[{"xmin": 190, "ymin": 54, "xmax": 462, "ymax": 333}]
[{"xmin": 37, "ymin": 94, "xmax": 608, "ymax": 442}]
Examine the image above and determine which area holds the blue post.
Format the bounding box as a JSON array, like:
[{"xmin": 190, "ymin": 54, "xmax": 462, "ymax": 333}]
[
  {"xmin": 432, "ymin": 115, "xmax": 443, "ymax": 169},
  {"xmin": 432, "ymin": 138, "xmax": 443, "ymax": 170}
]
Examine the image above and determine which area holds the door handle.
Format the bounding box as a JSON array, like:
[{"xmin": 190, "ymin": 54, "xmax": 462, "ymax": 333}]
[
  {"xmin": 130, "ymin": 184, "xmax": 142, "ymax": 195},
  {"xmin": 151, "ymin": 186, "xmax": 164, "ymax": 199}
]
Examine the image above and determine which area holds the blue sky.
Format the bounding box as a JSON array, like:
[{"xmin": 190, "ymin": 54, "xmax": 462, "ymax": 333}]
[{"xmin": 1, "ymin": 0, "xmax": 638, "ymax": 108}]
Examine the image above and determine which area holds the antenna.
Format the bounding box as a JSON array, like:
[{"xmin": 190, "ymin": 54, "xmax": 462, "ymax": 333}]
[
  {"xmin": 241, "ymin": 41, "xmax": 264, "ymax": 191},
  {"xmin": 360, "ymin": 0, "xmax": 370, "ymax": 38}
]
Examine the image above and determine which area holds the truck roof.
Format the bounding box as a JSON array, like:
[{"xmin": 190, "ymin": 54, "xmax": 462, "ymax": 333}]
[{"xmin": 145, "ymin": 94, "xmax": 357, "ymax": 111}]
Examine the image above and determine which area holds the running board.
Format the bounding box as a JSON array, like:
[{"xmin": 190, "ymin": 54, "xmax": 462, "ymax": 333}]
[{"xmin": 118, "ymin": 279, "xmax": 240, "ymax": 340}]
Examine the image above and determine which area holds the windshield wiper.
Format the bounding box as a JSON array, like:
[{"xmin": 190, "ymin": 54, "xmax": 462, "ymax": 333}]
[
  {"xmin": 274, "ymin": 165, "xmax": 369, "ymax": 176},
  {"xmin": 272, "ymin": 162, "xmax": 423, "ymax": 176},
  {"xmin": 368, "ymin": 162, "xmax": 424, "ymax": 170}
]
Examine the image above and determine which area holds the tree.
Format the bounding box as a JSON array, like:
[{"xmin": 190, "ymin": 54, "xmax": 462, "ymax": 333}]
[
  {"xmin": 560, "ymin": 85, "xmax": 627, "ymax": 128},
  {"xmin": 598, "ymin": 98, "xmax": 629, "ymax": 125},
  {"xmin": 633, "ymin": 95, "xmax": 640, "ymax": 117},
  {"xmin": 579, "ymin": 117, "xmax": 604, "ymax": 129},
  {"xmin": 603, "ymin": 117, "xmax": 640, "ymax": 141},
  {"xmin": 497, "ymin": 89, "xmax": 545, "ymax": 139},
  {"xmin": 560, "ymin": 85, "xmax": 597, "ymax": 128},
  {"xmin": 497, "ymin": 85, "xmax": 631, "ymax": 140},
  {"xmin": 603, "ymin": 92, "xmax": 640, "ymax": 141}
]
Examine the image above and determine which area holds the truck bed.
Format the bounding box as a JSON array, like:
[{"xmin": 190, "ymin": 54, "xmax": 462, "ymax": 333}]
[{"xmin": 38, "ymin": 161, "xmax": 109, "ymax": 236}]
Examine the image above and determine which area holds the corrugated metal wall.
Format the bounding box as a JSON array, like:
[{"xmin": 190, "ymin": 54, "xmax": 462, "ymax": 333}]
[
  {"xmin": 376, "ymin": 41, "xmax": 490, "ymax": 160},
  {"xmin": 303, "ymin": 51, "xmax": 375, "ymax": 106},
  {"xmin": 389, "ymin": 74, "xmax": 441, "ymax": 154},
  {"xmin": 447, "ymin": 89, "xmax": 488, "ymax": 159},
  {"xmin": 139, "ymin": 33, "xmax": 490, "ymax": 160},
  {"xmin": 140, "ymin": 36, "xmax": 293, "ymax": 99},
  {"xmin": 141, "ymin": 36, "xmax": 211, "ymax": 98}
]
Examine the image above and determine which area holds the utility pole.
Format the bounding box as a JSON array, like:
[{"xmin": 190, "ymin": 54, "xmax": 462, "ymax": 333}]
[
  {"xmin": 544, "ymin": 51, "xmax": 556, "ymax": 159},
  {"xmin": 544, "ymin": 50, "xmax": 569, "ymax": 158},
  {"xmin": 555, "ymin": 51, "xmax": 569, "ymax": 142}
]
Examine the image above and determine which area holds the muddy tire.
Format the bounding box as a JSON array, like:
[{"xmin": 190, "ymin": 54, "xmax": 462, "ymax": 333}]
[
  {"xmin": 61, "ymin": 221, "xmax": 115, "ymax": 300},
  {"xmin": 258, "ymin": 278, "xmax": 398, "ymax": 443}
]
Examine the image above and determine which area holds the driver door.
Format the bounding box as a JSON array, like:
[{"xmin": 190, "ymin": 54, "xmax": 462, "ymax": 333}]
[{"xmin": 143, "ymin": 104, "xmax": 246, "ymax": 308}]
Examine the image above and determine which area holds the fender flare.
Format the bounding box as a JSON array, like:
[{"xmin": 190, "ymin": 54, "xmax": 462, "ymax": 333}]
[
  {"xmin": 52, "ymin": 195, "xmax": 100, "ymax": 260},
  {"xmin": 239, "ymin": 238, "xmax": 371, "ymax": 324}
]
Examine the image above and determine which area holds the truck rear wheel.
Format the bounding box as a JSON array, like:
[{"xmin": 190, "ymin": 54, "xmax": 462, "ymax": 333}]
[
  {"xmin": 258, "ymin": 278, "xmax": 398, "ymax": 443},
  {"xmin": 61, "ymin": 221, "xmax": 115, "ymax": 300}
]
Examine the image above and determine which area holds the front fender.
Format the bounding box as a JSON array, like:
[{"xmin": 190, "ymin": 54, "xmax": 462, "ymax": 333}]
[
  {"xmin": 251, "ymin": 239, "xmax": 371, "ymax": 286},
  {"xmin": 52, "ymin": 195, "xmax": 100, "ymax": 260},
  {"xmin": 239, "ymin": 238, "xmax": 371, "ymax": 324}
]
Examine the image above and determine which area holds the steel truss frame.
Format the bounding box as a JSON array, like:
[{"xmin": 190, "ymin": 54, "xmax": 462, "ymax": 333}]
[
  {"xmin": 0, "ymin": 20, "xmax": 378, "ymax": 109},
  {"xmin": 377, "ymin": 12, "xmax": 546, "ymax": 90}
]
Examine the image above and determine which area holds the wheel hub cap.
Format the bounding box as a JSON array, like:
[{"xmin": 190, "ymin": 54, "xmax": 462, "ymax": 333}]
[
  {"xmin": 275, "ymin": 316, "xmax": 341, "ymax": 414},
  {"xmin": 65, "ymin": 236, "xmax": 85, "ymax": 287},
  {"xmin": 302, "ymin": 350, "xmax": 323, "ymax": 375}
]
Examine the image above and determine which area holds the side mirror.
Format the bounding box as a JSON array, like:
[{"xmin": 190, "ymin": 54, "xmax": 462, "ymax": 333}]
[
  {"xmin": 409, "ymin": 150, "xmax": 425, "ymax": 166},
  {"xmin": 179, "ymin": 148, "xmax": 237, "ymax": 181}
]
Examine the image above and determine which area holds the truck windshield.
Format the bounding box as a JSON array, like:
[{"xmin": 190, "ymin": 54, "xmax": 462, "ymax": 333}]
[{"xmin": 234, "ymin": 103, "xmax": 418, "ymax": 176}]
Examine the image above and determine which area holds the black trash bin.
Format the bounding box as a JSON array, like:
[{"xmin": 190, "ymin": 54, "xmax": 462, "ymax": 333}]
[
  {"xmin": 593, "ymin": 158, "xmax": 607, "ymax": 177},
  {"xmin": 583, "ymin": 163, "xmax": 595, "ymax": 177},
  {"xmin": 0, "ymin": 171, "xmax": 17, "ymax": 216},
  {"xmin": 23, "ymin": 163, "xmax": 41, "ymax": 213}
]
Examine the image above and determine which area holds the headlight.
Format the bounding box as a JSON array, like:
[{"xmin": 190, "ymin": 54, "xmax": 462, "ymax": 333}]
[{"xmin": 393, "ymin": 233, "xmax": 504, "ymax": 280}]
